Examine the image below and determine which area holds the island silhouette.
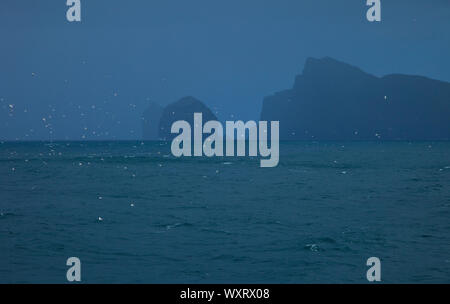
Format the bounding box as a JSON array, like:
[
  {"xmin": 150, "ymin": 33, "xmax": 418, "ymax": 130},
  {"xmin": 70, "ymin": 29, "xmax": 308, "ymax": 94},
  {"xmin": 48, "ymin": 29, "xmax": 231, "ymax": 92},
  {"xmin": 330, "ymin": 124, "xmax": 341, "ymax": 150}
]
[
  {"xmin": 143, "ymin": 57, "xmax": 450, "ymax": 141},
  {"xmin": 143, "ymin": 96, "xmax": 217, "ymax": 141},
  {"xmin": 261, "ymin": 57, "xmax": 450, "ymax": 140}
]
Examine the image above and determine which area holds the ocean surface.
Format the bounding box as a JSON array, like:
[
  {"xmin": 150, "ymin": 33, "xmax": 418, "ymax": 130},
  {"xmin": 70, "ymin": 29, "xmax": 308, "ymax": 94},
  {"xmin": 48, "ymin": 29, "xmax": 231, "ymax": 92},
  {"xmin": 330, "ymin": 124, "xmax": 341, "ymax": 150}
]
[{"xmin": 0, "ymin": 141, "xmax": 449, "ymax": 283}]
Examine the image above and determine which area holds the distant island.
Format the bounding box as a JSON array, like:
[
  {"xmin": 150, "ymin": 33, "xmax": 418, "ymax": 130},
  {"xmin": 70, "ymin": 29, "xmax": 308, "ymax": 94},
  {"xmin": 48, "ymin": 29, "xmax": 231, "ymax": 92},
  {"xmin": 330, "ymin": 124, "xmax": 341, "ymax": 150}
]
[
  {"xmin": 142, "ymin": 101, "xmax": 163, "ymax": 140},
  {"xmin": 261, "ymin": 57, "xmax": 450, "ymax": 140},
  {"xmin": 143, "ymin": 57, "xmax": 450, "ymax": 141},
  {"xmin": 142, "ymin": 96, "xmax": 217, "ymax": 140}
]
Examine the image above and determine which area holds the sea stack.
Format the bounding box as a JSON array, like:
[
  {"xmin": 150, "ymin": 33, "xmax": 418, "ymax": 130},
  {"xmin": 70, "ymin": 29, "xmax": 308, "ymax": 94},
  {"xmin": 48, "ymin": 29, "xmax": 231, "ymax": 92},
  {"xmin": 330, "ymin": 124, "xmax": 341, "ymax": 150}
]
[
  {"xmin": 158, "ymin": 96, "xmax": 218, "ymax": 141},
  {"xmin": 142, "ymin": 101, "xmax": 163, "ymax": 140}
]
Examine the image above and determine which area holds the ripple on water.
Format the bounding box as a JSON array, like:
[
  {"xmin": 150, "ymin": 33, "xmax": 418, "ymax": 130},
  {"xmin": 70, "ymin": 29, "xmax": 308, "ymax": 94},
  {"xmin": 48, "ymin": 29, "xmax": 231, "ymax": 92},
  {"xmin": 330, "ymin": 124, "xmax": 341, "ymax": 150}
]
[{"xmin": 0, "ymin": 212, "xmax": 19, "ymax": 220}]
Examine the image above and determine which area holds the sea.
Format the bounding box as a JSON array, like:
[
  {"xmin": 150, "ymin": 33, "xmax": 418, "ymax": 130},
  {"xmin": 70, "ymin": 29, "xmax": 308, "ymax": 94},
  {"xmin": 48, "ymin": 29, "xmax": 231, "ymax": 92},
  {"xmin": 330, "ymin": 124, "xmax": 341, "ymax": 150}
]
[{"xmin": 0, "ymin": 141, "xmax": 449, "ymax": 283}]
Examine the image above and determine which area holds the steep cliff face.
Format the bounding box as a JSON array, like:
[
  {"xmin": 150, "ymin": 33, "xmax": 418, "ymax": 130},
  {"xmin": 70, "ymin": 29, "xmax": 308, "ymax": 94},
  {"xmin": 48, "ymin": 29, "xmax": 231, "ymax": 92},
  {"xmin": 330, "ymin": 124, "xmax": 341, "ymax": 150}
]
[
  {"xmin": 142, "ymin": 101, "xmax": 163, "ymax": 140},
  {"xmin": 261, "ymin": 57, "xmax": 450, "ymax": 140}
]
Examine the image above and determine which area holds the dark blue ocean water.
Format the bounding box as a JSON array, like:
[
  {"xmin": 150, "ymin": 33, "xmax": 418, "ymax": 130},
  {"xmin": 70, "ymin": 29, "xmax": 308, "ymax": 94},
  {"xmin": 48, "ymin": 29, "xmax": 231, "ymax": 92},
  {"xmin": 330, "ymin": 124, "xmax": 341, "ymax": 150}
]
[{"xmin": 0, "ymin": 141, "xmax": 449, "ymax": 283}]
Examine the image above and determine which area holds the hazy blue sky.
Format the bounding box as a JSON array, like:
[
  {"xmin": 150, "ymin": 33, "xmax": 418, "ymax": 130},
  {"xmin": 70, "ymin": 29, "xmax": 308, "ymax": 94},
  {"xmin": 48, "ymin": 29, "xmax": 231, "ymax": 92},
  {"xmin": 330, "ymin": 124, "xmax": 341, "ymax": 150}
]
[{"xmin": 1, "ymin": 0, "xmax": 449, "ymax": 140}]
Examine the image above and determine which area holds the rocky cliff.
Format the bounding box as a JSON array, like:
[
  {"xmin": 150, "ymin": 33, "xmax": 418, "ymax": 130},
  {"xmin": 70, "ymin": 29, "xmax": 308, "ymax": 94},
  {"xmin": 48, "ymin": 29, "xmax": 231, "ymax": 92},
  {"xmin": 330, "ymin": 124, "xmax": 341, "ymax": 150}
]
[{"xmin": 261, "ymin": 57, "xmax": 450, "ymax": 140}]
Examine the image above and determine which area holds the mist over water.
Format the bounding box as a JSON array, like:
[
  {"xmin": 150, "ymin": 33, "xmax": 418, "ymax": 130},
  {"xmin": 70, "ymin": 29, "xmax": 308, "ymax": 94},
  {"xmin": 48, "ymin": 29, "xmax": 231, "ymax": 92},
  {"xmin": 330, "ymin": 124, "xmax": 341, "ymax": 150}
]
[
  {"xmin": 2, "ymin": 0, "xmax": 450, "ymax": 287},
  {"xmin": 1, "ymin": 141, "xmax": 449, "ymax": 283},
  {"xmin": 1, "ymin": 1, "xmax": 450, "ymax": 141}
]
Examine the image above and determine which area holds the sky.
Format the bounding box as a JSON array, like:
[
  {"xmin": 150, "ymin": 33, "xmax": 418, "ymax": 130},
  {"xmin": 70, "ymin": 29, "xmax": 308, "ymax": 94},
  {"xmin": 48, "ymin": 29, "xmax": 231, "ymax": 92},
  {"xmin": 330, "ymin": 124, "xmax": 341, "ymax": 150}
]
[{"xmin": 1, "ymin": 0, "xmax": 449, "ymax": 140}]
